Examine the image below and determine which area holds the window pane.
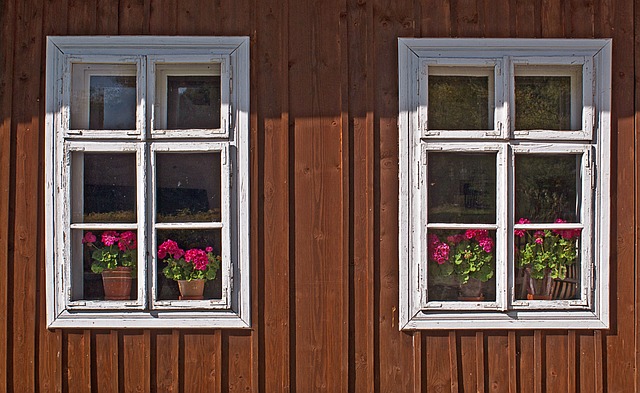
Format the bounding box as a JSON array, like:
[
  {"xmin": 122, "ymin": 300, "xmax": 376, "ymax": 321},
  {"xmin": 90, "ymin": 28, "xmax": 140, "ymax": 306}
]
[
  {"xmin": 156, "ymin": 229, "xmax": 223, "ymax": 301},
  {"xmin": 514, "ymin": 228, "xmax": 581, "ymax": 300},
  {"xmin": 73, "ymin": 153, "xmax": 137, "ymax": 223},
  {"xmin": 515, "ymin": 154, "xmax": 580, "ymax": 223},
  {"xmin": 72, "ymin": 229, "xmax": 139, "ymax": 301},
  {"xmin": 427, "ymin": 229, "xmax": 496, "ymax": 301},
  {"xmin": 427, "ymin": 152, "xmax": 496, "ymax": 224},
  {"xmin": 428, "ymin": 67, "xmax": 492, "ymax": 130},
  {"xmin": 156, "ymin": 152, "xmax": 222, "ymax": 222},
  {"xmin": 167, "ymin": 76, "xmax": 221, "ymax": 129},
  {"xmin": 70, "ymin": 64, "xmax": 137, "ymax": 130},
  {"xmin": 515, "ymin": 66, "xmax": 582, "ymax": 131}
]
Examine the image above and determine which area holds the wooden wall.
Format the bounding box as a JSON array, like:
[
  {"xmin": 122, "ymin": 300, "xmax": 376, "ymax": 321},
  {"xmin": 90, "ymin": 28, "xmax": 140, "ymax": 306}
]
[{"xmin": 0, "ymin": 0, "xmax": 637, "ymax": 391}]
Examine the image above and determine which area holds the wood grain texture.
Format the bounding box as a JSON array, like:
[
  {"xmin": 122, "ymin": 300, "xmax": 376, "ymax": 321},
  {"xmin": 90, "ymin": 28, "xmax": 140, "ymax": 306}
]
[
  {"xmin": 64, "ymin": 331, "xmax": 91, "ymax": 393},
  {"xmin": 0, "ymin": 0, "xmax": 14, "ymax": 391},
  {"xmin": 545, "ymin": 332, "xmax": 568, "ymax": 392},
  {"xmin": 223, "ymin": 331, "xmax": 252, "ymax": 392},
  {"xmin": 425, "ymin": 333, "xmax": 452, "ymax": 391},
  {"xmin": 459, "ymin": 333, "xmax": 478, "ymax": 392},
  {"xmin": 486, "ymin": 333, "xmax": 509, "ymax": 392},
  {"xmin": 182, "ymin": 331, "xmax": 221, "ymax": 393},
  {"xmin": 153, "ymin": 331, "xmax": 179, "ymax": 393},
  {"xmin": 92, "ymin": 331, "xmax": 118, "ymax": 393},
  {"xmin": 122, "ymin": 331, "xmax": 150, "ymax": 393}
]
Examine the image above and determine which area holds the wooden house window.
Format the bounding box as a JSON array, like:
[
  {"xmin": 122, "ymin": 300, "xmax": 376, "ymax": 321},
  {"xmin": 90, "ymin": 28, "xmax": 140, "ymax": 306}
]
[
  {"xmin": 398, "ymin": 38, "xmax": 612, "ymax": 329},
  {"xmin": 45, "ymin": 36, "xmax": 250, "ymax": 329}
]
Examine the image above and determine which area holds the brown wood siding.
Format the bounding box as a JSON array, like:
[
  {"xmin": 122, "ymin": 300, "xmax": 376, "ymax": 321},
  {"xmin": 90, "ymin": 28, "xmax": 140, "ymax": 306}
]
[{"xmin": 0, "ymin": 0, "xmax": 637, "ymax": 391}]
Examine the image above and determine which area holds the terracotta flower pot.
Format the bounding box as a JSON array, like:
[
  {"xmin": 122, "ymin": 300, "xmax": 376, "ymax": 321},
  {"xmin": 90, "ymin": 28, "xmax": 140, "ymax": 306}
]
[
  {"xmin": 101, "ymin": 267, "xmax": 133, "ymax": 300},
  {"xmin": 177, "ymin": 279, "xmax": 206, "ymax": 300}
]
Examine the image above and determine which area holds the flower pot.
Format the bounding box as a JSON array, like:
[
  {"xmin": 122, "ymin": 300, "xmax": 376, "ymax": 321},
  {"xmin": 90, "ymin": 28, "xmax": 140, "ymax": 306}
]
[
  {"xmin": 101, "ymin": 267, "xmax": 133, "ymax": 300},
  {"xmin": 177, "ymin": 279, "xmax": 206, "ymax": 300},
  {"xmin": 458, "ymin": 278, "xmax": 483, "ymax": 301}
]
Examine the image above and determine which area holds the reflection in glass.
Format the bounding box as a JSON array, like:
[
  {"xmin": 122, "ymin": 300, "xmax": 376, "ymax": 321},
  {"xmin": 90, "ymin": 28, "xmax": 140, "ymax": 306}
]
[
  {"xmin": 75, "ymin": 153, "xmax": 137, "ymax": 223},
  {"xmin": 73, "ymin": 229, "xmax": 139, "ymax": 301},
  {"xmin": 515, "ymin": 154, "xmax": 579, "ymax": 223},
  {"xmin": 427, "ymin": 229, "xmax": 496, "ymax": 301},
  {"xmin": 88, "ymin": 76, "xmax": 137, "ymax": 130},
  {"xmin": 515, "ymin": 75, "xmax": 576, "ymax": 130},
  {"xmin": 514, "ymin": 228, "xmax": 580, "ymax": 300},
  {"xmin": 167, "ymin": 76, "xmax": 221, "ymax": 129},
  {"xmin": 156, "ymin": 152, "xmax": 222, "ymax": 222},
  {"xmin": 427, "ymin": 152, "xmax": 496, "ymax": 224},
  {"xmin": 428, "ymin": 74, "xmax": 491, "ymax": 130},
  {"xmin": 156, "ymin": 229, "xmax": 222, "ymax": 300}
]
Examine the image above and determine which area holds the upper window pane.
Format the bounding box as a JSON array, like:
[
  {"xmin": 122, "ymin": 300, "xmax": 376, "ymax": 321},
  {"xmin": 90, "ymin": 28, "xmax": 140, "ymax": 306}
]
[
  {"xmin": 72, "ymin": 152, "xmax": 137, "ymax": 223},
  {"xmin": 155, "ymin": 64, "xmax": 221, "ymax": 130},
  {"xmin": 428, "ymin": 66, "xmax": 494, "ymax": 130},
  {"xmin": 71, "ymin": 64, "xmax": 137, "ymax": 130},
  {"xmin": 514, "ymin": 65, "xmax": 582, "ymax": 131},
  {"xmin": 427, "ymin": 152, "xmax": 496, "ymax": 224},
  {"xmin": 156, "ymin": 152, "xmax": 222, "ymax": 222},
  {"xmin": 515, "ymin": 154, "xmax": 580, "ymax": 223}
]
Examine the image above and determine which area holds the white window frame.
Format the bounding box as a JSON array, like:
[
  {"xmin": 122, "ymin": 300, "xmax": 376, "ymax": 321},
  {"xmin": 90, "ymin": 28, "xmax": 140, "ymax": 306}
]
[
  {"xmin": 398, "ymin": 38, "xmax": 611, "ymax": 330},
  {"xmin": 45, "ymin": 36, "xmax": 251, "ymax": 329}
]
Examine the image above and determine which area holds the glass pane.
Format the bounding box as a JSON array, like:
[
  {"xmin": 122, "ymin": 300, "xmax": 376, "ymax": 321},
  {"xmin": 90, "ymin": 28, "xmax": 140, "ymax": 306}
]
[
  {"xmin": 156, "ymin": 229, "xmax": 223, "ymax": 301},
  {"xmin": 515, "ymin": 154, "xmax": 580, "ymax": 223},
  {"xmin": 427, "ymin": 229, "xmax": 496, "ymax": 302},
  {"xmin": 428, "ymin": 68, "xmax": 492, "ymax": 130},
  {"xmin": 167, "ymin": 76, "xmax": 221, "ymax": 129},
  {"xmin": 427, "ymin": 152, "xmax": 496, "ymax": 224},
  {"xmin": 514, "ymin": 227, "xmax": 581, "ymax": 300},
  {"xmin": 89, "ymin": 76, "xmax": 137, "ymax": 129},
  {"xmin": 73, "ymin": 153, "xmax": 137, "ymax": 223},
  {"xmin": 72, "ymin": 229, "xmax": 139, "ymax": 301},
  {"xmin": 156, "ymin": 152, "xmax": 222, "ymax": 222},
  {"xmin": 70, "ymin": 64, "xmax": 137, "ymax": 130},
  {"xmin": 515, "ymin": 66, "xmax": 582, "ymax": 131}
]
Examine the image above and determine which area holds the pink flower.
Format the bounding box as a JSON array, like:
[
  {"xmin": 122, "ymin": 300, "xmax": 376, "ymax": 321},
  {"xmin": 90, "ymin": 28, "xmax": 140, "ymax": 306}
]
[
  {"xmin": 514, "ymin": 218, "xmax": 530, "ymax": 238},
  {"xmin": 535, "ymin": 237, "xmax": 544, "ymax": 244},
  {"xmin": 102, "ymin": 231, "xmax": 119, "ymax": 246},
  {"xmin": 185, "ymin": 248, "xmax": 209, "ymax": 271},
  {"xmin": 158, "ymin": 239, "xmax": 185, "ymax": 260},
  {"xmin": 118, "ymin": 231, "xmax": 137, "ymax": 251},
  {"xmin": 518, "ymin": 218, "xmax": 531, "ymax": 225},
  {"xmin": 205, "ymin": 246, "xmax": 213, "ymax": 253},
  {"xmin": 82, "ymin": 232, "xmax": 96, "ymax": 244},
  {"xmin": 478, "ymin": 236, "xmax": 494, "ymax": 253}
]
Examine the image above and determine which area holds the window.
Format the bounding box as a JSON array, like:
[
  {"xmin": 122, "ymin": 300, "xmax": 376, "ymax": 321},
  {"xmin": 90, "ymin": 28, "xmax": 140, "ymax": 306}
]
[
  {"xmin": 45, "ymin": 36, "xmax": 250, "ymax": 328},
  {"xmin": 398, "ymin": 38, "xmax": 611, "ymax": 329}
]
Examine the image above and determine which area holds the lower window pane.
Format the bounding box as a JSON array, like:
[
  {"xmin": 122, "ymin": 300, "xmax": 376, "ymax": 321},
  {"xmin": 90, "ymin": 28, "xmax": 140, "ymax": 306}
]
[
  {"xmin": 515, "ymin": 154, "xmax": 580, "ymax": 223},
  {"xmin": 427, "ymin": 229, "xmax": 496, "ymax": 302},
  {"xmin": 72, "ymin": 229, "xmax": 139, "ymax": 301},
  {"xmin": 514, "ymin": 228, "xmax": 581, "ymax": 300},
  {"xmin": 156, "ymin": 229, "xmax": 223, "ymax": 301}
]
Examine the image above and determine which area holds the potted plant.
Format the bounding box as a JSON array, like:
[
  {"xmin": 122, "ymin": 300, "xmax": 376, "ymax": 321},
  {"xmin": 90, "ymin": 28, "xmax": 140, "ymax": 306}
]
[
  {"xmin": 157, "ymin": 239, "xmax": 221, "ymax": 300},
  {"xmin": 82, "ymin": 231, "xmax": 137, "ymax": 300},
  {"xmin": 514, "ymin": 218, "xmax": 581, "ymax": 300},
  {"xmin": 428, "ymin": 229, "xmax": 495, "ymax": 300}
]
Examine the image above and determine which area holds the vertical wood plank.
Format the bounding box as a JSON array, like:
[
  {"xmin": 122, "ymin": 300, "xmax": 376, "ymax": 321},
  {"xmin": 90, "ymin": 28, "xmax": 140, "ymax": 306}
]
[
  {"xmin": 534, "ymin": 331, "xmax": 543, "ymax": 393},
  {"xmin": 475, "ymin": 332, "xmax": 485, "ymax": 392},
  {"xmin": 0, "ymin": 0, "xmax": 15, "ymax": 390},
  {"xmin": 64, "ymin": 331, "xmax": 92, "ymax": 393},
  {"xmin": 458, "ymin": 333, "xmax": 477, "ymax": 392},
  {"xmin": 606, "ymin": 0, "xmax": 636, "ymax": 391},
  {"xmin": 118, "ymin": 0, "xmax": 146, "ymax": 34},
  {"xmin": 92, "ymin": 331, "xmax": 118, "ymax": 393},
  {"xmin": 96, "ymin": 0, "xmax": 119, "ymax": 34},
  {"xmin": 223, "ymin": 331, "xmax": 252, "ymax": 392},
  {"xmin": 545, "ymin": 332, "xmax": 568, "ymax": 392},
  {"xmin": 448, "ymin": 332, "xmax": 459, "ymax": 393},
  {"xmin": 567, "ymin": 331, "xmax": 576, "ymax": 392},
  {"xmin": 347, "ymin": 0, "xmax": 375, "ymax": 391},
  {"xmin": 514, "ymin": 0, "xmax": 540, "ymax": 37},
  {"xmin": 289, "ymin": 0, "xmax": 347, "ymax": 390},
  {"xmin": 121, "ymin": 331, "xmax": 150, "ymax": 393},
  {"xmin": 67, "ymin": 0, "xmax": 96, "ymax": 34},
  {"xmin": 373, "ymin": 0, "xmax": 418, "ymax": 390},
  {"xmin": 176, "ymin": 0, "xmax": 215, "ymax": 35},
  {"xmin": 148, "ymin": 0, "xmax": 177, "ymax": 34},
  {"xmin": 420, "ymin": 0, "xmax": 452, "ymax": 37},
  {"xmin": 454, "ymin": 0, "xmax": 483, "ymax": 37},
  {"xmin": 11, "ymin": 0, "xmax": 44, "ymax": 390},
  {"xmin": 567, "ymin": 0, "xmax": 594, "ymax": 37},
  {"xmin": 594, "ymin": 331, "xmax": 604, "ymax": 392},
  {"xmin": 518, "ymin": 333, "xmax": 534, "ymax": 393},
  {"xmin": 255, "ymin": 0, "xmax": 291, "ymax": 392},
  {"xmin": 425, "ymin": 333, "xmax": 452, "ymax": 391},
  {"xmin": 508, "ymin": 331, "xmax": 517, "ymax": 393},
  {"xmin": 486, "ymin": 333, "xmax": 509, "ymax": 392},
  {"xmin": 153, "ymin": 331, "xmax": 179, "ymax": 393},
  {"xmin": 483, "ymin": 0, "xmax": 512, "ymax": 37},
  {"xmin": 182, "ymin": 331, "xmax": 222, "ymax": 393},
  {"xmin": 540, "ymin": 0, "xmax": 564, "ymax": 37}
]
